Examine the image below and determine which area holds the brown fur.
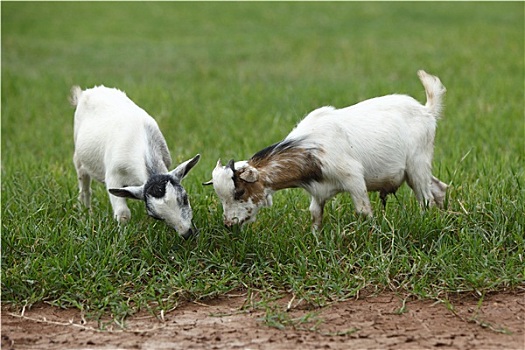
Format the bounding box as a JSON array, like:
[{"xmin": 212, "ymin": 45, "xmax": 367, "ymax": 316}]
[
  {"xmin": 232, "ymin": 171, "xmax": 267, "ymax": 205},
  {"xmin": 232, "ymin": 142, "xmax": 323, "ymax": 205}
]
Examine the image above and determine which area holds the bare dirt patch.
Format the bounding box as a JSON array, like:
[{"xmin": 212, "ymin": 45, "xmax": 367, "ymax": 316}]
[{"xmin": 2, "ymin": 291, "xmax": 524, "ymax": 350}]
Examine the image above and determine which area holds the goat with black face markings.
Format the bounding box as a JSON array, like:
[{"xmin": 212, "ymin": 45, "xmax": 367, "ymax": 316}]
[
  {"xmin": 205, "ymin": 70, "xmax": 448, "ymax": 230},
  {"xmin": 71, "ymin": 85, "xmax": 200, "ymax": 239}
]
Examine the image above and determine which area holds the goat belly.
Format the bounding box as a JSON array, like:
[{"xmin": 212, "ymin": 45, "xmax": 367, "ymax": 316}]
[{"xmin": 364, "ymin": 172, "xmax": 405, "ymax": 193}]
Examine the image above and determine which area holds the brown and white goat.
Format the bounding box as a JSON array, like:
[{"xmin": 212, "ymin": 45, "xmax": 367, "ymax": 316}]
[{"xmin": 205, "ymin": 70, "xmax": 448, "ymax": 230}]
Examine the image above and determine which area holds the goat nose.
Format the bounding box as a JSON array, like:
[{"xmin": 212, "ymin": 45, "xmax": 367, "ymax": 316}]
[{"xmin": 180, "ymin": 227, "xmax": 197, "ymax": 240}]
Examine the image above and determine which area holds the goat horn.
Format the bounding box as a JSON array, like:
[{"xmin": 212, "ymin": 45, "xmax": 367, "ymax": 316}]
[
  {"xmin": 227, "ymin": 159, "xmax": 235, "ymax": 172},
  {"xmin": 213, "ymin": 159, "xmax": 223, "ymax": 171}
]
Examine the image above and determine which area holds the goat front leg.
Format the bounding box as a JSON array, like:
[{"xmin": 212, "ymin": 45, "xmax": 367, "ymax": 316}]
[
  {"xmin": 309, "ymin": 196, "xmax": 326, "ymax": 231},
  {"xmin": 106, "ymin": 179, "xmax": 131, "ymax": 224}
]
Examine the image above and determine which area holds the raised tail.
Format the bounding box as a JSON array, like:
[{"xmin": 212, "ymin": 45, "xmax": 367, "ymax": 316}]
[
  {"xmin": 69, "ymin": 85, "xmax": 82, "ymax": 107},
  {"xmin": 417, "ymin": 70, "xmax": 446, "ymax": 118}
]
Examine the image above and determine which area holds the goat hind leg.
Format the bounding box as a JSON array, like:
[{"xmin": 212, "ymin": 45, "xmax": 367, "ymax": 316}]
[
  {"xmin": 74, "ymin": 153, "xmax": 91, "ymax": 208},
  {"xmin": 431, "ymin": 176, "xmax": 448, "ymax": 208},
  {"xmin": 406, "ymin": 158, "xmax": 435, "ymax": 208}
]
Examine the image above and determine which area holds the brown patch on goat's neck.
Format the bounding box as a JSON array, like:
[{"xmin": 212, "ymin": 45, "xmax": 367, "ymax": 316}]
[
  {"xmin": 232, "ymin": 172, "xmax": 267, "ymax": 205},
  {"xmin": 248, "ymin": 141, "xmax": 323, "ymax": 191}
]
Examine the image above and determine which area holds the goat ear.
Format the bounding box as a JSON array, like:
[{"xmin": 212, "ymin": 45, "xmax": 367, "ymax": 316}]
[
  {"xmin": 170, "ymin": 154, "xmax": 201, "ymax": 181},
  {"xmin": 239, "ymin": 166, "xmax": 259, "ymax": 183},
  {"xmin": 109, "ymin": 186, "xmax": 144, "ymax": 200}
]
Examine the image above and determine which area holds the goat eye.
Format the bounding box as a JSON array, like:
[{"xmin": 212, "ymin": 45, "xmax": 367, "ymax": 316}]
[
  {"xmin": 145, "ymin": 178, "xmax": 168, "ymax": 198},
  {"xmin": 234, "ymin": 188, "xmax": 245, "ymax": 200}
]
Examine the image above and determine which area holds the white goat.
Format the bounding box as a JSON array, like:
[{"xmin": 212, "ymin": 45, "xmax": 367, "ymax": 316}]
[
  {"xmin": 71, "ymin": 85, "xmax": 200, "ymax": 238},
  {"xmin": 206, "ymin": 70, "xmax": 448, "ymax": 229}
]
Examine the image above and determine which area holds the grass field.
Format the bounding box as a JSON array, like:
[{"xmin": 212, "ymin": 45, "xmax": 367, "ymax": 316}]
[{"xmin": 2, "ymin": 2, "xmax": 524, "ymax": 325}]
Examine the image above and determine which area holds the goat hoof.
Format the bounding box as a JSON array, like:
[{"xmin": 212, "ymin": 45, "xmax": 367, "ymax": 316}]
[{"xmin": 116, "ymin": 215, "xmax": 130, "ymax": 225}]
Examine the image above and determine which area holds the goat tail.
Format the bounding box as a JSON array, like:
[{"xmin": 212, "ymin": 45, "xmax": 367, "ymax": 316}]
[
  {"xmin": 69, "ymin": 85, "xmax": 82, "ymax": 107},
  {"xmin": 418, "ymin": 70, "xmax": 446, "ymax": 118}
]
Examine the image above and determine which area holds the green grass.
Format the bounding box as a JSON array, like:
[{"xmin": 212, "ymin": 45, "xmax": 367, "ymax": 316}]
[{"xmin": 2, "ymin": 2, "xmax": 524, "ymax": 326}]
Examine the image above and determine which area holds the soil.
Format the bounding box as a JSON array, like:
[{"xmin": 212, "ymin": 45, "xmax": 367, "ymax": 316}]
[{"xmin": 2, "ymin": 291, "xmax": 524, "ymax": 350}]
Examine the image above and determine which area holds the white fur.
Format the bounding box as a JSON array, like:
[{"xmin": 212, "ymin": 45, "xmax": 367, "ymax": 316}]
[
  {"xmin": 211, "ymin": 159, "xmax": 236, "ymax": 200},
  {"xmin": 71, "ymin": 85, "xmax": 200, "ymax": 238},
  {"xmin": 211, "ymin": 160, "xmax": 259, "ymax": 226},
  {"xmin": 211, "ymin": 70, "xmax": 448, "ymax": 229}
]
